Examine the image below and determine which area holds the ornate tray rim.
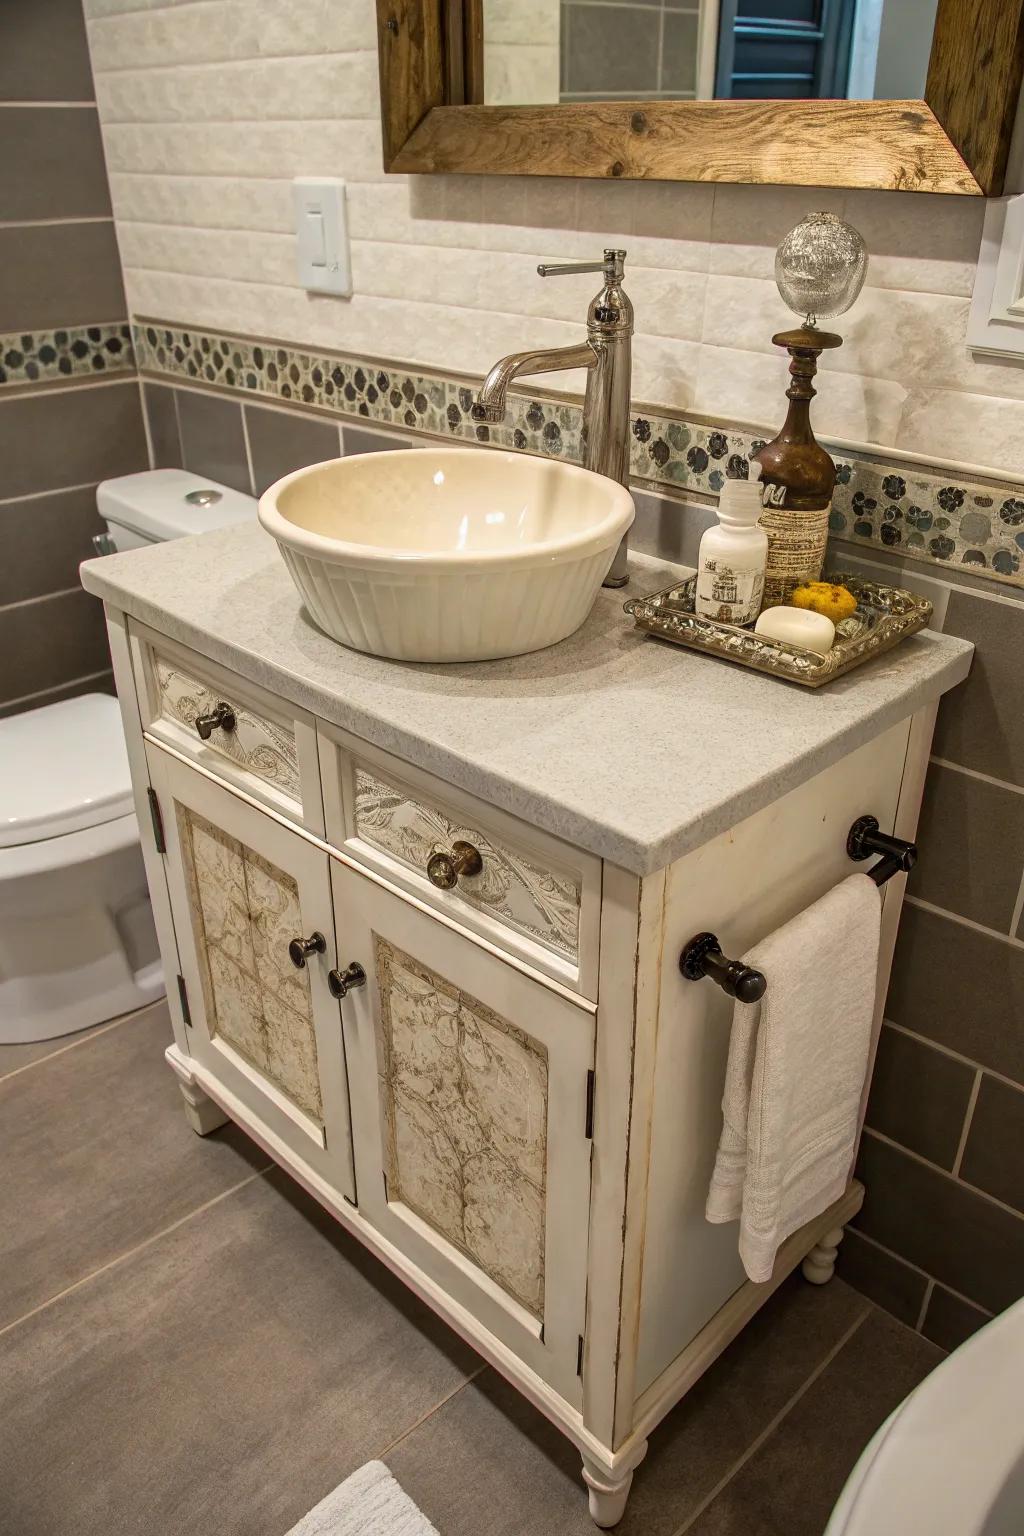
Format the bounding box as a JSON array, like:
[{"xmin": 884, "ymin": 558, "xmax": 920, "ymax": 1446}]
[{"xmin": 623, "ymin": 572, "xmax": 933, "ymax": 688}]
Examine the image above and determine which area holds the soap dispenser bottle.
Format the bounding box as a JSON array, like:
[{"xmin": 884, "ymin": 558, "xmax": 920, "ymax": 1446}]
[{"xmin": 694, "ymin": 471, "xmax": 767, "ymax": 627}]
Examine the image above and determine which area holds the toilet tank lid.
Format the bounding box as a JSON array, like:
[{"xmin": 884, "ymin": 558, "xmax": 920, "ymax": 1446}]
[
  {"xmin": 0, "ymin": 694, "xmax": 135, "ymax": 848},
  {"xmin": 97, "ymin": 468, "xmax": 257, "ymax": 542}
]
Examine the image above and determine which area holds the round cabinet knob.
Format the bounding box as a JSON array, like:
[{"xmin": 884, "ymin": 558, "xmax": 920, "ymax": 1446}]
[
  {"xmin": 425, "ymin": 840, "xmax": 483, "ymax": 890},
  {"xmin": 328, "ymin": 963, "xmax": 366, "ymax": 999},
  {"xmin": 194, "ymin": 701, "xmax": 236, "ymax": 740},
  {"xmin": 288, "ymin": 931, "xmax": 326, "ymax": 969}
]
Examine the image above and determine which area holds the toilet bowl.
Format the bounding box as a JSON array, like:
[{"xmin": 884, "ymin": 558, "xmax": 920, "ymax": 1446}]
[
  {"xmin": 826, "ymin": 1294, "xmax": 1024, "ymax": 1536},
  {"xmin": 1, "ymin": 470, "xmax": 257, "ymax": 1044}
]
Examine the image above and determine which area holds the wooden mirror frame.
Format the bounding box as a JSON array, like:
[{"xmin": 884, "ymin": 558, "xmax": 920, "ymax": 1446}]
[{"xmin": 377, "ymin": 0, "xmax": 1024, "ymax": 196}]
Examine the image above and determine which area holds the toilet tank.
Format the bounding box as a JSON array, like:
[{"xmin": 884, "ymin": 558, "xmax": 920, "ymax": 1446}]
[{"xmin": 96, "ymin": 468, "xmax": 258, "ymax": 550}]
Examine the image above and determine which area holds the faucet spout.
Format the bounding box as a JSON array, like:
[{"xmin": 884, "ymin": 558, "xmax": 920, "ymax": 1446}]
[{"xmin": 473, "ymin": 341, "xmax": 597, "ymax": 423}]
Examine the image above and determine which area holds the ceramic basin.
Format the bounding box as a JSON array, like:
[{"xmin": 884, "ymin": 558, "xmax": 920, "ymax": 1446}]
[{"xmin": 258, "ymin": 448, "xmax": 634, "ymax": 663}]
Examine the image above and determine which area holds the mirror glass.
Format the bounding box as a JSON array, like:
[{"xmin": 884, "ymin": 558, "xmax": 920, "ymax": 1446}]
[{"xmin": 481, "ymin": 0, "xmax": 939, "ymax": 105}]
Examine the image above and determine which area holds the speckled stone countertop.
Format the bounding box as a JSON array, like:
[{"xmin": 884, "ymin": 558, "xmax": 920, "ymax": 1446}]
[{"xmin": 82, "ymin": 526, "xmax": 972, "ymax": 875}]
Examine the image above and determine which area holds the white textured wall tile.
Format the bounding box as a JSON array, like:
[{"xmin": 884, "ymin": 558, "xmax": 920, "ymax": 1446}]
[
  {"xmin": 897, "ymin": 388, "xmax": 1024, "ymax": 475},
  {"xmin": 83, "ymin": 0, "xmax": 1018, "ymax": 476}
]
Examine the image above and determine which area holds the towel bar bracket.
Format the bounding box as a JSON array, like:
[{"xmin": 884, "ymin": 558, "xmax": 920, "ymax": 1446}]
[
  {"xmin": 679, "ymin": 932, "xmax": 768, "ymax": 1003},
  {"xmin": 847, "ymin": 815, "xmax": 917, "ymax": 887}
]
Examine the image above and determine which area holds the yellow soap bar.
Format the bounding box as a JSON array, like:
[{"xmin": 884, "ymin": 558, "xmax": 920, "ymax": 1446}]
[
  {"xmin": 754, "ymin": 605, "xmax": 836, "ymax": 655},
  {"xmin": 788, "ymin": 581, "xmax": 858, "ymax": 623}
]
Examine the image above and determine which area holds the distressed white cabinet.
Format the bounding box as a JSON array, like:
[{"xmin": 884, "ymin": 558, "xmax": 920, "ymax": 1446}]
[
  {"xmin": 147, "ymin": 744, "xmax": 356, "ymax": 1202},
  {"xmin": 332, "ymin": 857, "xmax": 595, "ymax": 1404},
  {"xmin": 107, "ymin": 609, "xmax": 944, "ymax": 1528}
]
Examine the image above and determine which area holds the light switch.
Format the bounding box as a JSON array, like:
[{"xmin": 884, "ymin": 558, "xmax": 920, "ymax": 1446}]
[{"xmin": 293, "ymin": 177, "xmax": 351, "ymax": 297}]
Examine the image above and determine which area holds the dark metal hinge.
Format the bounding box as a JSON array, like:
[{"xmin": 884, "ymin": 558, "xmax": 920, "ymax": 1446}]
[
  {"xmin": 147, "ymin": 785, "xmax": 166, "ymax": 853},
  {"xmin": 576, "ymin": 1334, "xmax": 585, "ymax": 1377},
  {"xmin": 176, "ymin": 973, "xmax": 191, "ymax": 1026},
  {"xmin": 585, "ymin": 1069, "xmax": 596, "ymax": 1139}
]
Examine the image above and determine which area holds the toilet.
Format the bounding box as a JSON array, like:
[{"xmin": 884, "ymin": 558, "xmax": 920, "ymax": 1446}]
[
  {"xmin": 826, "ymin": 1294, "xmax": 1024, "ymax": 1536},
  {"xmin": 0, "ymin": 470, "xmax": 257, "ymax": 1045}
]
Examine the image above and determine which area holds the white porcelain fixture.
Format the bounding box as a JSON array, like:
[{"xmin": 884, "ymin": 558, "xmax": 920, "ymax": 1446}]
[
  {"xmin": 0, "ymin": 471, "xmax": 257, "ymax": 1044},
  {"xmin": 258, "ymin": 448, "xmax": 635, "ymax": 662},
  {"xmin": 827, "ymin": 1295, "xmax": 1024, "ymax": 1536}
]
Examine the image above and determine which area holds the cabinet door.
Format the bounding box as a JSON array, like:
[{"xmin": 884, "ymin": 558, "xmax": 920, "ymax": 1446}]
[
  {"xmin": 331, "ymin": 857, "xmax": 595, "ymax": 1404},
  {"xmin": 147, "ymin": 745, "xmax": 355, "ymax": 1203}
]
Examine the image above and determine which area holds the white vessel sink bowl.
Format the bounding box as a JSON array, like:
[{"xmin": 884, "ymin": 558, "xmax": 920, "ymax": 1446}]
[{"xmin": 258, "ymin": 448, "xmax": 635, "ymax": 663}]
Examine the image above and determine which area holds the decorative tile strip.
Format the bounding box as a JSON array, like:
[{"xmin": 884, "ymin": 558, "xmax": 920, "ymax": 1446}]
[
  {"xmin": 134, "ymin": 320, "xmax": 1024, "ymax": 591},
  {"xmin": 0, "ymin": 323, "xmax": 135, "ymax": 389}
]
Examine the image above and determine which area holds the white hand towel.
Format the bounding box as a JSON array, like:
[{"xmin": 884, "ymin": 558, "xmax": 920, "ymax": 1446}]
[{"xmin": 706, "ymin": 873, "xmax": 882, "ymax": 1283}]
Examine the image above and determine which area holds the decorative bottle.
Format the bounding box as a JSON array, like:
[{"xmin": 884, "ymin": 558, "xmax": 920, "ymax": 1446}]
[{"xmin": 694, "ymin": 472, "xmax": 767, "ymax": 628}]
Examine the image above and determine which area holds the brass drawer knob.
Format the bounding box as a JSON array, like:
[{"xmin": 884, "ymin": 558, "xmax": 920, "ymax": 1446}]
[
  {"xmin": 195, "ymin": 701, "xmax": 236, "ymax": 740},
  {"xmin": 288, "ymin": 931, "xmax": 326, "ymax": 968},
  {"xmin": 426, "ymin": 840, "xmax": 483, "ymax": 890},
  {"xmin": 328, "ymin": 962, "xmax": 366, "ymax": 998}
]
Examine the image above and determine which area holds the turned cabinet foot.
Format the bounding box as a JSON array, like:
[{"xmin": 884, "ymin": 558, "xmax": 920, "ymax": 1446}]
[
  {"xmin": 177, "ymin": 1078, "xmax": 229, "ymax": 1136},
  {"xmin": 581, "ymin": 1444, "xmax": 647, "ymax": 1529},
  {"xmin": 802, "ymin": 1225, "xmax": 845, "ymax": 1285}
]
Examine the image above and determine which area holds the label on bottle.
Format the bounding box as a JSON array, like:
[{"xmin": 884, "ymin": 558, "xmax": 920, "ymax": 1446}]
[{"xmin": 695, "ymin": 560, "xmax": 765, "ymax": 627}]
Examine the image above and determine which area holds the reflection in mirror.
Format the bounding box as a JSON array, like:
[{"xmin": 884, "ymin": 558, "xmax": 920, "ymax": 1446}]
[{"xmin": 481, "ymin": 0, "xmax": 940, "ymax": 106}]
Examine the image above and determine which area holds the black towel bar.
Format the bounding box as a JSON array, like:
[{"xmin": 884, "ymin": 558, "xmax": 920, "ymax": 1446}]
[
  {"xmin": 679, "ymin": 933, "xmax": 767, "ymax": 1002},
  {"xmin": 847, "ymin": 815, "xmax": 917, "ymax": 887}
]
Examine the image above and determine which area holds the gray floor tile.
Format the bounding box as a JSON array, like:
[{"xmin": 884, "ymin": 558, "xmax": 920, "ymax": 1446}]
[
  {"xmin": 0, "ymin": 1003, "xmax": 266, "ymax": 1327},
  {"xmin": 0, "ymin": 1171, "xmax": 479, "ymax": 1536},
  {"xmin": 0, "ymin": 1005, "xmax": 144, "ymax": 1081},
  {"xmin": 686, "ymin": 1309, "xmax": 942, "ymax": 1535},
  {"xmin": 386, "ymin": 1275, "xmax": 869, "ymax": 1536}
]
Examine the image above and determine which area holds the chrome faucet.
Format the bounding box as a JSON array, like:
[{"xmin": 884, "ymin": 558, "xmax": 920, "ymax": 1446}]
[{"xmin": 474, "ymin": 248, "xmax": 633, "ymax": 587}]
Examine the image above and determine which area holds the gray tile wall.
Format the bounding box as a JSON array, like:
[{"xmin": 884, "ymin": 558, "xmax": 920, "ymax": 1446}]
[
  {"xmin": 141, "ymin": 382, "xmax": 415, "ymax": 501},
  {"xmin": 825, "ymin": 538, "xmax": 1024, "ymax": 1349},
  {"xmin": 559, "ymin": 1, "xmax": 700, "ymax": 101},
  {"xmin": 0, "ymin": 0, "xmax": 145, "ymax": 720}
]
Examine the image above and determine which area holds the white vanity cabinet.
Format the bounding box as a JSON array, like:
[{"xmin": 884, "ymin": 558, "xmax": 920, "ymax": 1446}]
[{"xmin": 97, "ymin": 581, "xmax": 965, "ymax": 1530}]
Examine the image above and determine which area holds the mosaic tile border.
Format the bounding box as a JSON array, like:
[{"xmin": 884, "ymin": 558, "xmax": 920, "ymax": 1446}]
[
  {"xmin": 0, "ymin": 323, "xmax": 135, "ymax": 389},
  {"xmin": 133, "ymin": 320, "xmax": 1024, "ymax": 591}
]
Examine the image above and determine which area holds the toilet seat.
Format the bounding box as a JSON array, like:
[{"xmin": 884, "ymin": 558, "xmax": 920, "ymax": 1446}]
[{"xmin": 0, "ymin": 692, "xmax": 135, "ymax": 848}]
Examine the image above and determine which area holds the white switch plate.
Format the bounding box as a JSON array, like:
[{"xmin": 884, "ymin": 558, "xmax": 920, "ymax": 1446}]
[{"xmin": 292, "ymin": 176, "xmax": 352, "ymax": 297}]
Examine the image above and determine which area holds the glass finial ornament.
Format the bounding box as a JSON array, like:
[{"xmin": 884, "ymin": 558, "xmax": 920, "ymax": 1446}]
[
  {"xmin": 752, "ymin": 213, "xmax": 869, "ymax": 606},
  {"xmin": 774, "ymin": 211, "xmax": 867, "ymax": 327}
]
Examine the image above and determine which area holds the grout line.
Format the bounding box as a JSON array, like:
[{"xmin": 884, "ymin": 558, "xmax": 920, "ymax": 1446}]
[
  {"xmin": 670, "ymin": 1308, "xmax": 872, "ymax": 1536},
  {"xmin": 1010, "ymin": 862, "xmax": 1024, "ymax": 941},
  {"xmin": 861, "ymin": 1126, "xmax": 1024, "ymax": 1221},
  {"xmin": 846, "ymin": 1227, "xmax": 994, "ymax": 1320},
  {"xmin": 0, "ymin": 998, "xmax": 165, "ymax": 1084},
  {"xmin": 881, "ymin": 1018, "xmax": 1023, "ymax": 1090},
  {"xmin": 0, "ymin": 100, "xmax": 95, "ymax": 109},
  {"xmin": 91, "ymin": 48, "xmax": 377, "ymax": 79},
  {"xmin": 0, "ymin": 1166, "xmax": 271, "ymax": 1341},
  {"xmin": 240, "ymin": 400, "xmax": 257, "ymax": 497},
  {"xmin": 0, "ymin": 374, "xmax": 138, "ymax": 403},
  {"xmin": 903, "ymin": 895, "xmax": 1024, "ymax": 952},
  {"xmin": 0, "ymin": 215, "xmax": 114, "ymax": 230},
  {"xmin": 0, "ymin": 478, "xmax": 98, "ymax": 508},
  {"xmin": 375, "ymin": 1364, "xmax": 488, "ymax": 1463},
  {"xmin": 0, "ymin": 668, "xmax": 113, "ymax": 715},
  {"xmin": 952, "ymin": 1070, "xmax": 983, "ymax": 1177},
  {"xmin": 929, "ymin": 757, "xmax": 1024, "ymax": 797},
  {"xmin": 337, "ymin": 422, "xmax": 346, "ymax": 456},
  {"xmin": 915, "ymin": 1278, "xmax": 935, "ymax": 1333},
  {"xmin": 0, "ymin": 584, "xmax": 83, "ymax": 615}
]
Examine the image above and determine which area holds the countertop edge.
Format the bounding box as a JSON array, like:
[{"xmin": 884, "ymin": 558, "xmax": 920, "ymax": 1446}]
[{"xmin": 85, "ymin": 559, "xmax": 974, "ymax": 877}]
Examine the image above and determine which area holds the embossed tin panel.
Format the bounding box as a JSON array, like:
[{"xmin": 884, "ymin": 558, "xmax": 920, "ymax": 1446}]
[
  {"xmin": 354, "ymin": 765, "xmax": 581, "ymax": 962},
  {"xmin": 179, "ymin": 804, "xmax": 323, "ymax": 1121},
  {"xmin": 156, "ymin": 657, "xmax": 302, "ymax": 799},
  {"xmin": 375, "ymin": 937, "xmax": 548, "ymax": 1317}
]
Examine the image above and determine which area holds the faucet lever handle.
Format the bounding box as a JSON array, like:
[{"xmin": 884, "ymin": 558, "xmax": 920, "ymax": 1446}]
[{"xmin": 537, "ymin": 248, "xmax": 626, "ymax": 282}]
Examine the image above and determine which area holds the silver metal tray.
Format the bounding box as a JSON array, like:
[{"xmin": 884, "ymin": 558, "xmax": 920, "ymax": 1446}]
[{"xmin": 623, "ymin": 572, "xmax": 933, "ymax": 688}]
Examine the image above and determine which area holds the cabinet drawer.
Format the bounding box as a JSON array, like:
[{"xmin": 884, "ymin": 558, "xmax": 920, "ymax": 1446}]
[
  {"xmin": 130, "ymin": 622, "xmax": 324, "ymax": 835},
  {"xmin": 319, "ymin": 724, "xmax": 601, "ymax": 998}
]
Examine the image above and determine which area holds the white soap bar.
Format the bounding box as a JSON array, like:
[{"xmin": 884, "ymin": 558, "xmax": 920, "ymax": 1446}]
[{"xmin": 754, "ymin": 605, "xmax": 836, "ymax": 655}]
